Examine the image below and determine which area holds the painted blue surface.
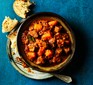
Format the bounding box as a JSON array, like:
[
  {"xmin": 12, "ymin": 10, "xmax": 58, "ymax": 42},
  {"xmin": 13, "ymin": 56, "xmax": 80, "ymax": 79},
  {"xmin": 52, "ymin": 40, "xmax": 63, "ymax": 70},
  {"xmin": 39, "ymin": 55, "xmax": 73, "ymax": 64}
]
[{"xmin": 0, "ymin": 0, "xmax": 93, "ymax": 85}]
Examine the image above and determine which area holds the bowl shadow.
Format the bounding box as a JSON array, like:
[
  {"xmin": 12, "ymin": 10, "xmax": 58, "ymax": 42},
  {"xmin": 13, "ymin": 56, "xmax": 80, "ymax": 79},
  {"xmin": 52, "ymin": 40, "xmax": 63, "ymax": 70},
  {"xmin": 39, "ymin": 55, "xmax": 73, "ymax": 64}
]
[{"xmin": 59, "ymin": 21, "xmax": 89, "ymax": 84}]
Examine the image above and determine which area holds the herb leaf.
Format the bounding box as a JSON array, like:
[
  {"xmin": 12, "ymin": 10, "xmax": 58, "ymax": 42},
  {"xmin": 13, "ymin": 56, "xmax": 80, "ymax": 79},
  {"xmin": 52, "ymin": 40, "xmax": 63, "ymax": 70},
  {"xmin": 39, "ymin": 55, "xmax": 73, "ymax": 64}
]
[{"xmin": 27, "ymin": 35, "xmax": 35, "ymax": 42}]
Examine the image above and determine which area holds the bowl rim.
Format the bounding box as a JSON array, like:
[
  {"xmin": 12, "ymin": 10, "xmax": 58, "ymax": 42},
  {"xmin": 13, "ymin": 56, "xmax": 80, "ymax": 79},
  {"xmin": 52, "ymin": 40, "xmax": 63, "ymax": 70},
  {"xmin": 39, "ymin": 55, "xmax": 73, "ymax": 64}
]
[{"xmin": 17, "ymin": 12, "xmax": 76, "ymax": 72}]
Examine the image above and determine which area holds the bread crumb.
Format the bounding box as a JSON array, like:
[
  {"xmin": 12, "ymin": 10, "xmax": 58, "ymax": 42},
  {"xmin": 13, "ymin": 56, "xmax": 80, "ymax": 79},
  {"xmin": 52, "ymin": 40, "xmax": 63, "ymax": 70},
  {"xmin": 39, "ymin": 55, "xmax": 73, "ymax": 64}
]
[
  {"xmin": 12, "ymin": 52, "xmax": 15, "ymax": 55},
  {"xmin": 27, "ymin": 68, "xmax": 31, "ymax": 72}
]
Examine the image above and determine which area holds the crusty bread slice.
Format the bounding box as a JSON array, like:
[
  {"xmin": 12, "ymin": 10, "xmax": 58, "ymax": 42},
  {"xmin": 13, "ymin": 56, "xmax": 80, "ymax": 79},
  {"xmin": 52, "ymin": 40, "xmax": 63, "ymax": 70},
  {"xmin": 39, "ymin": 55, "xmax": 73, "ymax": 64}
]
[
  {"xmin": 7, "ymin": 31, "xmax": 18, "ymax": 52},
  {"xmin": 13, "ymin": 0, "xmax": 32, "ymax": 18},
  {"xmin": 2, "ymin": 16, "xmax": 18, "ymax": 33}
]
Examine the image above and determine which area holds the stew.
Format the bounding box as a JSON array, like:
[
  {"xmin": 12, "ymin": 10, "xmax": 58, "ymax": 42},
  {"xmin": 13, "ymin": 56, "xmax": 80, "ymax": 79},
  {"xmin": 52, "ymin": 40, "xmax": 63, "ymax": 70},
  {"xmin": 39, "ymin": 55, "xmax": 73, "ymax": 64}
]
[{"xmin": 21, "ymin": 18, "xmax": 72, "ymax": 67}]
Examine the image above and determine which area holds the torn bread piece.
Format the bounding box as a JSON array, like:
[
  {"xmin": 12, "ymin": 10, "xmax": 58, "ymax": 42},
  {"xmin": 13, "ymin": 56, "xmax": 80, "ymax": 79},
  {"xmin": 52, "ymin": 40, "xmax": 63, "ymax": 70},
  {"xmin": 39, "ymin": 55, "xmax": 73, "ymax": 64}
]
[
  {"xmin": 2, "ymin": 16, "xmax": 18, "ymax": 33},
  {"xmin": 13, "ymin": 0, "xmax": 32, "ymax": 18},
  {"xmin": 7, "ymin": 31, "xmax": 18, "ymax": 52}
]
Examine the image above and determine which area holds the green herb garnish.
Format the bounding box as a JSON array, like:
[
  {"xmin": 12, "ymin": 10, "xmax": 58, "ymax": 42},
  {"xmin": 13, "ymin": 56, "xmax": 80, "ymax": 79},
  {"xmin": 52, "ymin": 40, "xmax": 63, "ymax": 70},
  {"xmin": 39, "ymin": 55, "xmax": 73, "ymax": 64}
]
[{"xmin": 27, "ymin": 35, "xmax": 35, "ymax": 42}]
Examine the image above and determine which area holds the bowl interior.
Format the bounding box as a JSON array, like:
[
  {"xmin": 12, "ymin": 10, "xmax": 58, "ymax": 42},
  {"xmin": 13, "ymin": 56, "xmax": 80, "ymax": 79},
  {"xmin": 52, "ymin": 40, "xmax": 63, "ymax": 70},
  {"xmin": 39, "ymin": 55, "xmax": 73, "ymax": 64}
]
[{"xmin": 17, "ymin": 12, "xmax": 75, "ymax": 72}]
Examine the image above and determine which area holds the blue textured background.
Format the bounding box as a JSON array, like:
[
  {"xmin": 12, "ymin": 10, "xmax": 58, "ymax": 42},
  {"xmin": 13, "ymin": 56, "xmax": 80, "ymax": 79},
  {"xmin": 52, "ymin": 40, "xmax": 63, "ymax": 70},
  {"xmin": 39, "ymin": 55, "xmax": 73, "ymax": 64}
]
[{"xmin": 0, "ymin": 0, "xmax": 93, "ymax": 85}]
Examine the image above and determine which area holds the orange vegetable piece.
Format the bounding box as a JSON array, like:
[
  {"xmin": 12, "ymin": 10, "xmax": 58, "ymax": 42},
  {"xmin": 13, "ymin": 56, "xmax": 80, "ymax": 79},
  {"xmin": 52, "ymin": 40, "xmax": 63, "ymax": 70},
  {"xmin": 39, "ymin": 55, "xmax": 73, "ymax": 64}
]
[
  {"xmin": 42, "ymin": 32, "xmax": 52, "ymax": 40},
  {"xmin": 48, "ymin": 20, "xmax": 57, "ymax": 26},
  {"xmin": 45, "ymin": 50, "xmax": 53, "ymax": 58},
  {"xmin": 34, "ymin": 23, "xmax": 42, "ymax": 31},
  {"xmin": 27, "ymin": 52, "xmax": 36, "ymax": 60},
  {"xmin": 35, "ymin": 56, "xmax": 44, "ymax": 65},
  {"xmin": 54, "ymin": 26, "xmax": 60, "ymax": 32}
]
